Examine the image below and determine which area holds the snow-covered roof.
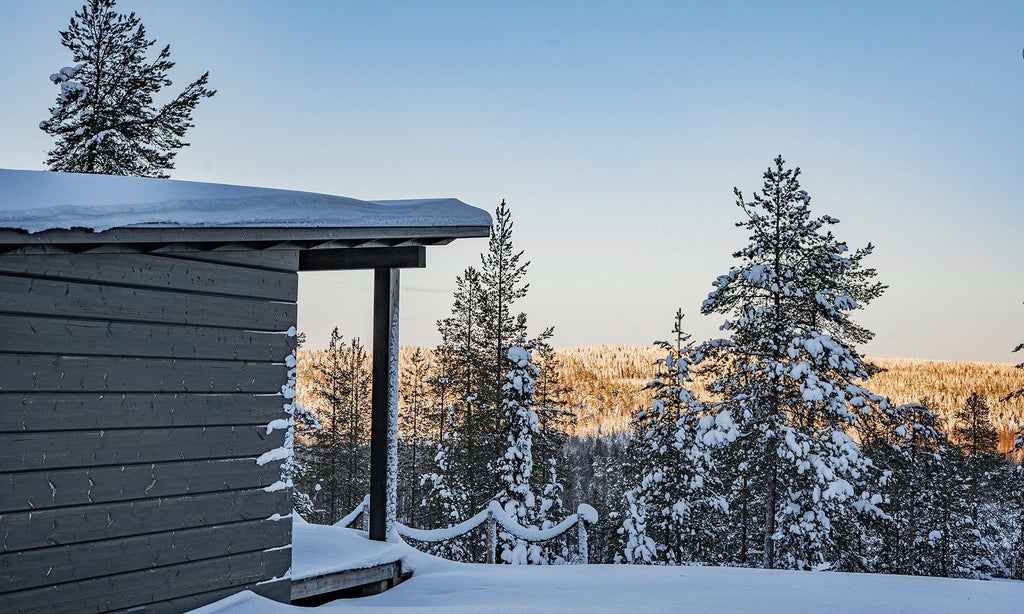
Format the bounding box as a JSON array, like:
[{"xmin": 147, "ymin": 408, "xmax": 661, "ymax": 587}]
[{"xmin": 0, "ymin": 169, "xmax": 491, "ymax": 245}]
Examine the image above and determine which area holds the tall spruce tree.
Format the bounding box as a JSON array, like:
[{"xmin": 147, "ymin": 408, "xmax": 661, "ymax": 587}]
[
  {"xmin": 697, "ymin": 156, "xmax": 888, "ymax": 570},
  {"xmin": 424, "ymin": 201, "xmax": 568, "ymax": 543},
  {"xmin": 479, "ymin": 201, "xmax": 532, "ymax": 408},
  {"xmin": 40, "ymin": 0, "xmax": 214, "ymax": 177}
]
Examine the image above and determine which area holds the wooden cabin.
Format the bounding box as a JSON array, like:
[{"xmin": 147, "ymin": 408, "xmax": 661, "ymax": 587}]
[{"xmin": 0, "ymin": 169, "xmax": 490, "ymax": 613}]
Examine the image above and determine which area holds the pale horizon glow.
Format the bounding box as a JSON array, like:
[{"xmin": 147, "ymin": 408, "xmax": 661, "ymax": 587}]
[{"xmin": 1, "ymin": 1, "xmax": 1021, "ymax": 362}]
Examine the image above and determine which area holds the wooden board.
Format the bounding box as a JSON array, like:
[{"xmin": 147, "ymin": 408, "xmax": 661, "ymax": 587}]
[
  {"xmin": 1, "ymin": 548, "xmax": 292, "ymax": 614},
  {"xmin": 0, "ymin": 275, "xmax": 296, "ymax": 331},
  {"xmin": 158, "ymin": 248, "xmax": 300, "ymax": 273},
  {"xmin": 0, "ymin": 488, "xmax": 291, "ymax": 552},
  {"xmin": 1, "ymin": 458, "xmax": 284, "ymax": 512},
  {"xmin": 0, "ymin": 519, "xmax": 290, "ymax": 592},
  {"xmin": 0, "ymin": 355, "xmax": 286, "ymax": 394},
  {"xmin": 0, "ymin": 426, "xmax": 286, "ymax": 474},
  {"xmin": 291, "ymin": 562, "xmax": 401, "ymax": 601},
  {"xmin": 0, "ymin": 392, "xmax": 287, "ymax": 432},
  {"xmin": 0, "ymin": 253, "xmax": 298, "ymax": 301},
  {"xmin": 0, "ymin": 314, "xmax": 293, "ymax": 361}
]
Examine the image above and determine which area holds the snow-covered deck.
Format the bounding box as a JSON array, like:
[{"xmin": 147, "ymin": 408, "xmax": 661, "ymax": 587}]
[
  {"xmin": 290, "ymin": 517, "xmax": 407, "ymax": 602},
  {"xmin": 193, "ymin": 522, "xmax": 1024, "ymax": 614}
]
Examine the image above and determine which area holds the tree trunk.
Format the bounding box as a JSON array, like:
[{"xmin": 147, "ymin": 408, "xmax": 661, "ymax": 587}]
[{"xmin": 763, "ymin": 448, "xmax": 777, "ymax": 569}]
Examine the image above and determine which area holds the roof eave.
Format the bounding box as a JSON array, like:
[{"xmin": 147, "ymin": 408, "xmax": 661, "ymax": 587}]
[{"xmin": 0, "ymin": 224, "xmax": 491, "ymax": 254}]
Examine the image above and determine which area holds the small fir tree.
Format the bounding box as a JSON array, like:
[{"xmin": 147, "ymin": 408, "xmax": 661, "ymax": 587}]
[
  {"xmin": 40, "ymin": 0, "xmax": 215, "ymax": 177},
  {"xmin": 494, "ymin": 345, "xmax": 544, "ymax": 564},
  {"xmin": 621, "ymin": 310, "xmax": 733, "ymax": 565}
]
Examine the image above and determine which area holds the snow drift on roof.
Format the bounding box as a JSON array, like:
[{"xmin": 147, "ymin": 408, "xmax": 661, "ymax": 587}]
[{"xmin": 0, "ymin": 169, "xmax": 491, "ymax": 233}]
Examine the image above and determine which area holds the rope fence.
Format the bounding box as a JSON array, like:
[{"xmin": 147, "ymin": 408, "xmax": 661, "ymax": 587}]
[{"xmin": 336, "ymin": 495, "xmax": 598, "ymax": 564}]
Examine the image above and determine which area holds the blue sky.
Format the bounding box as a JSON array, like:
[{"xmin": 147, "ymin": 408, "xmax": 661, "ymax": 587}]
[{"xmin": 1, "ymin": 1, "xmax": 1021, "ymax": 361}]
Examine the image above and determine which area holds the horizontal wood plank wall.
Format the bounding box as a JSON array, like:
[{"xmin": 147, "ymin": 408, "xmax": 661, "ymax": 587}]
[{"xmin": 0, "ymin": 249, "xmax": 299, "ymax": 612}]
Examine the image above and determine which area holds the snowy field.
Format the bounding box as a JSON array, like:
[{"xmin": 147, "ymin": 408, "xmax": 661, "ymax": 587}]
[{"xmin": 192, "ymin": 524, "xmax": 1024, "ymax": 614}]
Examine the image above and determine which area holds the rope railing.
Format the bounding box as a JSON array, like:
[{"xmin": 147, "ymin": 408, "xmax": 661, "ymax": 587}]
[{"xmin": 335, "ymin": 495, "xmax": 598, "ymax": 564}]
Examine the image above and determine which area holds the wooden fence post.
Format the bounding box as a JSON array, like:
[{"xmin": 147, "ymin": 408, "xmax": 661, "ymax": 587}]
[
  {"xmin": 486, "ymin": 511, "xmax": 497, "ymax": 564},
  {"xmin": 577, "ymin": 516, "xmax": 589, "ymax": 565}
]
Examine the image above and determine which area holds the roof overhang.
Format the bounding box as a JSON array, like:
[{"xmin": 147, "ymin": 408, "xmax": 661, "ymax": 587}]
[{"xmin": 0, "ymin": 169, "xmax": 491, "ymax": 260}]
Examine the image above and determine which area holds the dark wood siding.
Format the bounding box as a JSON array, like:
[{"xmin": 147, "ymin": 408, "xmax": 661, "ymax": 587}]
[{"xmin": 0, "ymin": 249, "xmax": 298, "ymax": 612}]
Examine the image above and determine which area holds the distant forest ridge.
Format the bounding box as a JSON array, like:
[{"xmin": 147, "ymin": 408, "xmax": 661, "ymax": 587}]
[{"xmin": 297, "ymin": 344, "xmax": 1024, "ymax": 450}]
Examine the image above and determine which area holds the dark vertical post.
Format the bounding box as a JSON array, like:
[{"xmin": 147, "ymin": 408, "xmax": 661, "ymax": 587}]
[{"xmin": 370, "ymin": 268, "xmax": 399, "ymax": 541}]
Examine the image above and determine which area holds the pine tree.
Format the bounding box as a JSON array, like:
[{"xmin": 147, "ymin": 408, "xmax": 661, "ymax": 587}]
[
  {"xmin": 305, "ymin": 328, "xmax": 371, "ymax": 523},
  {"xmin": 479, "ymin": 201, "xmax": 532, "ymax": 409},
  {"xmin": 576, "ymin": 433, "xmax": 631, "ymax": 563},
  {"xmin": 529, "ymin": 335, "xmax": 573, "ymax": 536},
  {"xmin": 621, "ymin": 310, "xmax": 733, "ymax": 565},
  {"xmin": 398, "ymin": 348, "xmax": 433, "ymax": 527},
  {"xmin": 423, "ymin": 200, "xmax": 570, "ymax": 562},
  {"xmin": 426, "ymin": 266, "xmax": 492, "ymax": 524},
  {"xmin": 418, "ymin": 400, "xmax": 473, "ymax": 560},
  {"xmin": 866, "ymin": 400, "xmax": 961, "ymax": 576},
  {"xmin": 697, "ymin": 156, "xmax": 888, "ymax": 570},
  {"xmin": 40, "ymin": 0, "xmax": 214, "ymax": 177},
  {"xmin": 952, "ymin": 392, "xmax": 1004, "ymax": 577}
]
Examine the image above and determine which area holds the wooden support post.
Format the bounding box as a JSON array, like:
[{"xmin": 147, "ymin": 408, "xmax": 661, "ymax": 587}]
[
  {"xmin": 577, "ymin": 517, "xmax": 589, "ymax": 565},
  {"xmin": 486, "ymin": 512, "xmax": 497, "ymax": 564},
  {"xmin": 370, "ymin": 268, "xmax": 399, "ymax": 541}
]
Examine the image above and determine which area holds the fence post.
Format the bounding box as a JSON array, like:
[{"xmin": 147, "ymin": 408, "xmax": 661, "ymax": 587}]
[
  {"xmin": 486, "ymin": 511, "xmax": 497, "ymax": 564},
  {"xmin": 577, "ymin": 516, "xmax": 589, "ymax": 565}
]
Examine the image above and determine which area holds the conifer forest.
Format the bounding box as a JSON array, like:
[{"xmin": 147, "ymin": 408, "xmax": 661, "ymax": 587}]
[{"xmin": 292, "ymin": 158, "xmax": 1024, "ymax": 579}]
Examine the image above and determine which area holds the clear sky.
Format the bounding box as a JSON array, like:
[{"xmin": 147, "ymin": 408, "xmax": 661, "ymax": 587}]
[{"xmin": 1, "ymin": 1, "xmax": 1021, "ymax": 362}]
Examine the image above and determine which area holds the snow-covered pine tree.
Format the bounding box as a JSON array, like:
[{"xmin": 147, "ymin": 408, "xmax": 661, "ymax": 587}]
[
  {"xmin": 40, "ymin": 0, "xmax": 214, "ymax": 177},
  {"xmin": 475, "ymin": 202, "xmax": 571, "ymax": 542},
  {"xmin": 865, "ymin": 400, "xmax": 960, "ymax": 575},
  {"xmin": 528, "ymin": 335, "xmax": 573, "ymax": 538},
  {"xmin": 419, "ymin": 399, "xmax": 472, "ymax": 561},
  {"xmin": 621, "ymin": 310, "xmax": 732, "ymax": 565},
  {"xmin": 574, "ymin": 433, "xmax": 632, "ymax": 563},
  {"xmin": 425, "ymin": 267, "xmax": 492, "ymax": 529},
  {"xmin": 951, "ymin": 392, "xmax": 1004, "ymax": 577},
  {"xmin": 697, "ymin": 156, "xmax": 888, "ymax": 570},
  {"xmin": 423, "ymin": 201, "xmax": 569, "ymax": 563},
  {"xmin": 494, "ymin": 345, "xmax": 544, "ymax": 564}
]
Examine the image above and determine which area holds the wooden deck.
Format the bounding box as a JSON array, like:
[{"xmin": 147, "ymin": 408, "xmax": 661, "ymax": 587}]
[
  {"xmin": 289, "ymin": 518, "xmax": 407, "ymax": 604},
  {"xmin": 291, "ymin": 561, "xmax": 403, "ymax": 604}
]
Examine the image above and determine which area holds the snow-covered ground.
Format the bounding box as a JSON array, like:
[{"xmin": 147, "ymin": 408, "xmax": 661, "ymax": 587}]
[{"xmin": 192, "ymin": 524, "xmax": 1024, "ymax": 614}]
